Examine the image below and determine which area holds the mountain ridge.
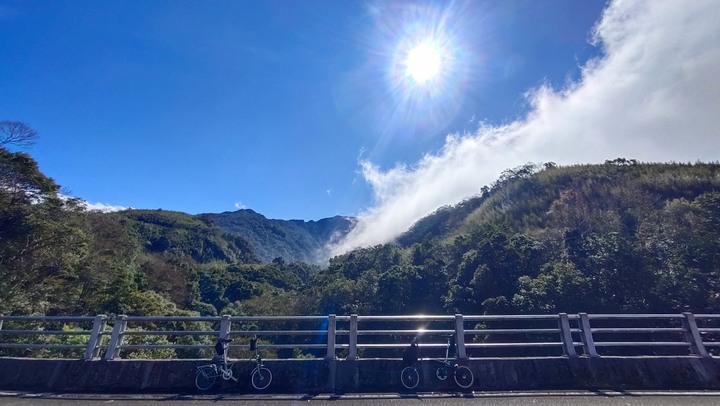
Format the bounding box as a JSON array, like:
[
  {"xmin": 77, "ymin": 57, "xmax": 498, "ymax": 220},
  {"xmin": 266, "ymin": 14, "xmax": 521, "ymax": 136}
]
[{"xmin": 200, "ymin": 209, "xmax": 355, "ymax": 265}]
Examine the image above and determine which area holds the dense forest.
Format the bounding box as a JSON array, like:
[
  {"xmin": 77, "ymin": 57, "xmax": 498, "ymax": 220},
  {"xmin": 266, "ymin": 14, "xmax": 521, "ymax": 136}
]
[
  {"xmin": 201, "ymin": 209, "xmax": 353, "ymax": 265},
  {"xmin": 0, "ymin": 122, "xmax": 318, "ymax": 317},
  {"xmin": 2, "ymin": 121, "xmax": 719, "ymax": 320},
  {"xmin": 304, "ymin": 160, "xmax": 720, "ymax": 316}
]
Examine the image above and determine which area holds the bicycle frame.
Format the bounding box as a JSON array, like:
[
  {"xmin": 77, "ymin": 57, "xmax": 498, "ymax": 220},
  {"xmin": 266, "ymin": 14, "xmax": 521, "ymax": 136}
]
[
  {"xmin": 432, "ymin": 335, "xmax": 474, "ymax": 389},
  {"xmin": 432, "ymin": 337, "xmax": 454, "ymax": 380},
  {"xmin": 252, "ymin": 341, "xmax": 263, "ymax": 367},
  {"xmin": 400, "ymin": 335, "xmax": 473, "ymax": 390},
  {"xmin": 195, "ymin": 339, "xmax": 238, "ymax": 391},
  {"xmin": 197, "ymin": 359, "xmax": 238, "ymax": 381},
  {"xmin": 249, "ymin": 337, "xmax": 272, "ymax": 390}
]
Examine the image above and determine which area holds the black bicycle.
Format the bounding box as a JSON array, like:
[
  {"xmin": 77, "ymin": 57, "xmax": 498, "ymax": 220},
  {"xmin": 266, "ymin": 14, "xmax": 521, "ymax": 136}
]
[
  {"xmin": 400, "ymin": 338, "xmax": 420, "ymax": 389},
  {"xmin": 195, "ymin": 338, "xmax": 237, "ymax": 391},
  {"xmin": 249, "ymin": 337, "xmax": 272, "ymax": 390},
  {"xmin": 431, "ymin": 335, "xmax": 474, "ymax": 389}
]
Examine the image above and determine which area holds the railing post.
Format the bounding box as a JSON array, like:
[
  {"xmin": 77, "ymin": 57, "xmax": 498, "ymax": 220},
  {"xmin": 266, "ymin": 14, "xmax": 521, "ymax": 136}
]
[
  {"xmin": 578, "ymin": 313, "xmax": 598, "ymax": 357},
  {"xmin": 349, "ymin": 314, "xmax": 358, "ymax": 360},
  {"xmin": 83, "ymin": 315, "xmax": 107, "ymax": 360},
  {"xmin": 0, "ymin": 314, "xmax": 3, "ymax": 332},
  {"xmin": 682, "ymin": 312, "xmax": 709, "ymax": 358},
  {"xmin": 219, "ymin": 314, "xmax": 231, "ymax": 341},
  {"xmin": 326, "ymin": 314, "xmax": 336, "ymax": 360},
  {"xmin": 104, "ymin": 315, "xmax": 127, "ymax": 360},
  {"xmin": 454, "ymin": 314, "xmax": 467, "ymax": 360},
  {"xmin": 558, "ymin": 313, "xmax": 577, "ymax": 358}
]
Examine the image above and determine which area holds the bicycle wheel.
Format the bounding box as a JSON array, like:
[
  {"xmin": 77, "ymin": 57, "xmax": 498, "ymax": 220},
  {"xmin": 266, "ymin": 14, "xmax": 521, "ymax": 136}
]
[
  {"xmin": 195, "ymin": 371, "xmax": 216, "ymax": 391},
  {"xmin": 400, "ymin": 366, "xmax": 420, "ymax": 389},
  {"xmin": 453, "ymin": 365, "xmax": 474, "ymax": 389},
  {"xmin": 435, "ymin": 366, "xmax": 448, "ymax": 381},
  {"xmin": 251, "ymin": 367, "xmax": 272, "ymax": 390}
]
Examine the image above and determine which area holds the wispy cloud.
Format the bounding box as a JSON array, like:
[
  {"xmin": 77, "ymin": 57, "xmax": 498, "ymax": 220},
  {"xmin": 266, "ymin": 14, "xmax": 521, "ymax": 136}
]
[
  {"xmin": 83, "ymin": 201, "xmax": 128, "ymax": 212},
  {"xmin": 234, "ymin": 202, "xmax": 247, "ymax": 210},
  {"xmin": 330, "ymin": 0, "xmax": 720, "ymax": 256}
]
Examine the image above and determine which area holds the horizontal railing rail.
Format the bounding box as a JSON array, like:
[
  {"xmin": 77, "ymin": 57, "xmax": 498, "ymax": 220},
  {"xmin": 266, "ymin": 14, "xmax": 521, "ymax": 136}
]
[
  {"xmin": 581, "ymin": 313, "xmax": 702, "ymax": 357},
  {"xmin": 0, "ymin": 312, "xmax": 717, "ymax": 360}
]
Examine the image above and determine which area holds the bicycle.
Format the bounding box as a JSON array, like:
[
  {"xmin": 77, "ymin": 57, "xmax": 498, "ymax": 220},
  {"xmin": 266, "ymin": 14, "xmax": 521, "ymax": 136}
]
[
  {"xmin": 431, "ymin": 335, "xmax": 474, "ymax": 389},
  {"xmin": 400, "ymin": 338, "xmax": 420, "ymax": 389},
  {"xmin": 195, "ymin": 338, "xmax": 237, "ymax": 391},
  {"xmin": 249, "ymin": 337, "xmax": 272, "ymax": 390}
]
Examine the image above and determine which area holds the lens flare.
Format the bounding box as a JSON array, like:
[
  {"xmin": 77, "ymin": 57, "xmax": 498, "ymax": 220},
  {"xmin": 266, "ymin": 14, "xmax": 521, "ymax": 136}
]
[
  {"xmin": 337, "ymin": 2, "xmax": 481, "ymax": 146},
  {"xmin": 406, "ymin": 42, "xmax": 442, "ymax": 84}
]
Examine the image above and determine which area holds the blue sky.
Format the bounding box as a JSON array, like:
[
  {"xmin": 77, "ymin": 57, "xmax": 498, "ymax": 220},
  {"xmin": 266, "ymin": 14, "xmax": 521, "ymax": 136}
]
[
  {"xmin": 3, "ymin": 1, "xmax": 720, "ymax": 256},
  {"xmin": 1, "ymin": 0, "xmax": 606, "ymax": 220}
]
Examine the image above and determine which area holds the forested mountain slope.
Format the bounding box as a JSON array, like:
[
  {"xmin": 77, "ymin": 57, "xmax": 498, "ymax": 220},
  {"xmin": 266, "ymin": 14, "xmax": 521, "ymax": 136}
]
[
  {"xmin": 295, "ymin": 160, "xmax": 720, "ymax": 316},
  {"xmin": 201, "ymin": 209, "xmax": 354, "ymax": 264},
  {"xmin": 1, "ymin": 143, "xmax": 318, "ymax": 316},
  {"xmin": 3, "ymin": 135, "xmax": 719, "ymax": 319}
]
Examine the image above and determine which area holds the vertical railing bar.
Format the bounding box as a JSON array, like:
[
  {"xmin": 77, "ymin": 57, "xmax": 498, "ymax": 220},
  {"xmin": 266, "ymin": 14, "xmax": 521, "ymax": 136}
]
[
  {"xmin": 455, "ymin": 314, "xmax": 467, "ymax": 360},
  {"xmin": 326, "ymin": 314, "xmax": 336, "ymax": 360},
  {"xmin": 558, "ymin": 313, "xmax": 577, "ymax": 358},
  {"xmin": 349, "ymin": 314, "xmax": 358, "ymax": 360},
  {"xmin": 579, "ymin": 313, "xmax": 598, "ymax": 357},
  {"xmin": 83, "ymin": 315, "xmax": 107, "ymax": 360},
  {"xmin": 219, "ymin": 315, "xmax": 231, "ymax": 341},
  {"xmin": 682, "ymin": 312, "xmax": 709, "ymax": 358},
  {"xmin": 104, "ymin": 315, "xmax": 127, "ymax": 361}
]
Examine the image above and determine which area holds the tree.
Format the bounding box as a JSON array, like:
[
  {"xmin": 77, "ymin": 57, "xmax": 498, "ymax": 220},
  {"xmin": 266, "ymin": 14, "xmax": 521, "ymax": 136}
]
[
  {"xmin": 0, "ymin": 121, "xmax": 38, "ymax": 148},
  {"xmin": 0, "ymin": 147, "xmax": 89, "ymax": 314},
  {"xmin": 0, "ymin": 148, "xmax": 59, "ymax": 206}
]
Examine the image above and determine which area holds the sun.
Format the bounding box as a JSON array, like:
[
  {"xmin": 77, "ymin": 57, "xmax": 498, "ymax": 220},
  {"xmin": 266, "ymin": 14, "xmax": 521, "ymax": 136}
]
[{"xmin": 405, "ymin": 42, "xmax": 442, "ymax": 84}]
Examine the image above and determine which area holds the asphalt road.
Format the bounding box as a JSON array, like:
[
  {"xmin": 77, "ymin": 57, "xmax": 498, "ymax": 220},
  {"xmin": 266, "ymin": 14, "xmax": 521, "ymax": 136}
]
[{"xmin": 2, "ymin": 391, "xmax": 720, "ymax": 405}]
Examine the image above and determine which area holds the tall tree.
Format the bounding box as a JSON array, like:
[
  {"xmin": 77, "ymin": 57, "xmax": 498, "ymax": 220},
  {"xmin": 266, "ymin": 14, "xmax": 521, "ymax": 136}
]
[{"xmin": 0, "ymin": 143, "xmax": 88, "ymax": 314}]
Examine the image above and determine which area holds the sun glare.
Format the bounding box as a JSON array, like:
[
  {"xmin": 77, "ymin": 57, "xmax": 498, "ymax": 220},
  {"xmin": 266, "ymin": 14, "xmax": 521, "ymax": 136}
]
[
  {"xmin": 378, "ymin": 6, "xmax": 467, "ymax": 132},
  {"xmin": 405, "ymin": 42, "xmax": 442, "ymax": 84}
]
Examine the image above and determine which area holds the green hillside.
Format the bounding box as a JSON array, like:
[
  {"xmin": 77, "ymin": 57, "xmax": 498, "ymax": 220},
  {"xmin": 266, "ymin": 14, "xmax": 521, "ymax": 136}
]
[
  {"xmin": 0, "ymin": 143, "xmax": 318, "ymax": 316},
  {"xmin": 201, "ymin": 209, "xmax": 354, "ymax": 264},
  {"xmin": 298, "ymin": 160, "xmax": 720, "ymax": 316},
  {"xmin": 3, "ymin": 133, "xmax": 719, "ymax": 319}
]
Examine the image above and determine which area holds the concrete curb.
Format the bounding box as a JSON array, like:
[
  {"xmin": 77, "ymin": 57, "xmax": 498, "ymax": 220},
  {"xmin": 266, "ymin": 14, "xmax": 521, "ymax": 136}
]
[{"xmin": 0, "ymin": 356, "xmax": 718, "ymax": 393}]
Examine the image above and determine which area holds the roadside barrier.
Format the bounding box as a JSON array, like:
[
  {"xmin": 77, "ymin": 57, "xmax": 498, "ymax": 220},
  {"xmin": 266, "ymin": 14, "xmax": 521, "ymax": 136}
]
[{"xmin": 0, "ymin": 313, "xmax": 717, "ymax": 360}]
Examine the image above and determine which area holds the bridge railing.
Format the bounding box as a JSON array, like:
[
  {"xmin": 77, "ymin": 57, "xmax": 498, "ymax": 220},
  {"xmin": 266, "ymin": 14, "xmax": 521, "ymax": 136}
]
[
  {"xmin": 0, "ymin": 315, "xmax": 108, "ymax": 359},
  {"xmin": 696, "ymin": 314, "xmax": 720, "ymax": 353},
  {"xmin": 0, "ymin": 313, "xmax": 717, "ymax": 360}
]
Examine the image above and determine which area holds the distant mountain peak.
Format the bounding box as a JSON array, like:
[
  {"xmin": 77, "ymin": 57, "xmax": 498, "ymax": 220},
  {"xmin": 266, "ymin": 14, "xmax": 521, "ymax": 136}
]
[{"xmin": 200, "ymin": 211, "xmax": 355, "ymax": 265}]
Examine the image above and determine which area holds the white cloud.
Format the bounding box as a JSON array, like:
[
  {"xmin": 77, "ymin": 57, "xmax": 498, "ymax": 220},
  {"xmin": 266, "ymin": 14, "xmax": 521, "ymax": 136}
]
[
  {"xmin": 330, "ymin": 0, "xmax": 720, "ymax": 256},
  {"xmin": 234, "ymin": 202, "xmax": 247, "ymax": 210},
  {"xmin": 83, "ymin": 201, "xmax": 128, "ymax": 212}
]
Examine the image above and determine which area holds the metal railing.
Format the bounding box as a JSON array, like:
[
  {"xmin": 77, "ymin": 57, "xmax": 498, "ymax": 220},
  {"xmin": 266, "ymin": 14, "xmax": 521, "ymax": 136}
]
[{"xmin": 0, "ymin": 312, "xmax": 717, "ymax": 360}]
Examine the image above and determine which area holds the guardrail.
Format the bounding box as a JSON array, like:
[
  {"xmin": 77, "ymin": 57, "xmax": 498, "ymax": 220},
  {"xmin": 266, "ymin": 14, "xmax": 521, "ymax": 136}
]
[{"xmin": 0, "ymin": 313, "xmax": 717, "ymax": 360}]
